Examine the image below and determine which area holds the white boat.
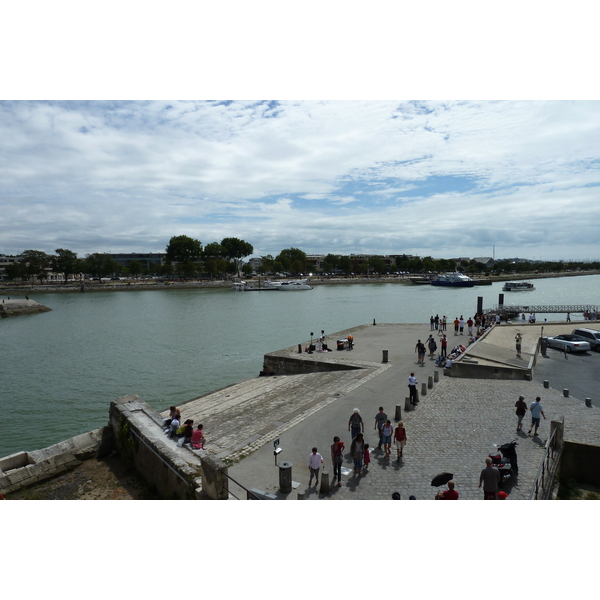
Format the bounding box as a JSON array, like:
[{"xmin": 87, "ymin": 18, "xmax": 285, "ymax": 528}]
[
  {"xmin": 276, "ymin": 279, "xmax": 313, "ymax": 290},
  {"xmin": 503, "ymin": 281, "xmax": 535, "ymax": 291},
  {"xmin": 430, "ymin": 272, "xmax": 474, "ymax": 287},
  {"xmin": 232, "ymin": 278, "xmax": 281, "ymax": 291}
]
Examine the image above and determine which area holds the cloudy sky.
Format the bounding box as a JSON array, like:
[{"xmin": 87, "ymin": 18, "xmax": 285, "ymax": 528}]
[{"xmin": 1, "ymin": 99, "xmax": 599, "ymax": 262}]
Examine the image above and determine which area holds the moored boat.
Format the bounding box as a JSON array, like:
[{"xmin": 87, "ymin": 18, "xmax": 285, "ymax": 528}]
[
  {"xmin": 430, "ymin": 272, "xmax": 475, "ymax": 287},
  {"xmin": 502, "ymin": 281, "xmax": 535, "ymax": 291},
  {"xmin": 276, "ymin": 279, "xmax": 313, "ymax": 290}
]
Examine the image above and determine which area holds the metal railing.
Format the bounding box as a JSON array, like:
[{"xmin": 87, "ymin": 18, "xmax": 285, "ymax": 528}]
[
  {"xmin": 485, "ymin": 304, "xmax": 597, "ymax": 315},
  {"xmin": 529, "ymin": 426, "xmax": 561, "ymax": 500},
  {"xmin": 225, "ymin": 473, "xmax": 262, "ymax": 499}
]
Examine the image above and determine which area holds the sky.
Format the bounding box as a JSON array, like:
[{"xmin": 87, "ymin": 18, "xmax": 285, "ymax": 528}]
[
  {"xmin": 2, "ymin": 99, "xmax": 599, "ymax": 262},
  {"xmin": 2, "ymin": 3, "xmax": 599, "ymax": 266}
]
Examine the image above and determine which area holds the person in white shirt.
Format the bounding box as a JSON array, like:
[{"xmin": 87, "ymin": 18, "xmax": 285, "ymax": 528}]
[{"xmin": 308, "ymin": 447, "xmax": 324, "ymax": 486}]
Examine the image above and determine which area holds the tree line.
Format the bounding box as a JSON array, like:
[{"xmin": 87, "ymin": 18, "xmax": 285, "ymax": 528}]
[{"xmin": 4, "ymin": 241, "xmax": 599, "ymax": 283}]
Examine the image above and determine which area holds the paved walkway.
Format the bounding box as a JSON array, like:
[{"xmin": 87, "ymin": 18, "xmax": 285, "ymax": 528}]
[{"xmin": 167, "ymin": 321, "xmax": 600, "ymax": 500}]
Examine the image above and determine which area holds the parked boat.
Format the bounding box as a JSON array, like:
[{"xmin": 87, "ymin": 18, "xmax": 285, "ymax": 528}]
[
  {"xmin": 409, "ymin": 277, "xmax": 431, "ymax": 285},
  {"xmin": 430, "ymin": 272, "xmax": 475, "ymax": 287},
  {"xmin": 232, "ymin": 278, "xmax": 281, "ymax": 291},
  {"xmin": 276, "ymin": 279, "xmax": 313, "ymax": 291},
  {"xmin": 502, "ymin": 281, "xmax": 535, "ymax": 291}
]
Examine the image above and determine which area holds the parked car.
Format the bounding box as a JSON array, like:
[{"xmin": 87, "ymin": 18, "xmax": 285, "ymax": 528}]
[
  {"xmin": 544, "ymin": 334, "xmax": 591, "ymax": 353},
  {"xmin": 571, "ymin": 328, "xmax": 600, "ymax": 352}
]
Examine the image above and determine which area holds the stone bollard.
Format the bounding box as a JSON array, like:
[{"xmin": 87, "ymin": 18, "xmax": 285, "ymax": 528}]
[
  {"xmin": 585, "ymin": 398, "xmax": 592, "ymax": 407},
  {"xmin": 297, "ymin": 491, "xmax": 306, "ymax": 499},
  {"xmin": 405, "ymin": 397, "xmax": 411, "ymax": 412},
  {"xmin": 563, "ymin": 389, "xmax": 569, "ymax": 398},
  {"xmin": 395, "ymin": 404, "xmax": 402, "ymax": 420},
  {"xmin": 421, "ymin": 382, "xmax": 427, "ymax": 397},
  {"xmin": 428, "ymin": 375, "xmax": 433, "ymax": 389},
  {"xmin": 543, "ymin": 380, "xmax": 549, "ymax": 389},
  {"xmin": 382, "ymin": 349, "xmax": 388, "ymax": 363},
  {"xmin": 320, "ymin": 471, "xmax": 330, "ymax": 494},
  {"xmin": 434, "ymin": 370, "xmax": 439, "ymax": 383}
]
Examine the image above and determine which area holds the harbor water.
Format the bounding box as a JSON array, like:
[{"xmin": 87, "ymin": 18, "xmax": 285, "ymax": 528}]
[{"xmin": 1, "ymin": 275, "xmax": 598, "ymax": 457}]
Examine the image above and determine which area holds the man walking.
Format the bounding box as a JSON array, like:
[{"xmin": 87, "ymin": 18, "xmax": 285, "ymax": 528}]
[
  {"xmin": 308, "ymin": 447, "xmax": 324, "ymax": 487},
  {"xmin": 528, "ymin": 396, "xmax": 546, "ymax": 436},
  {"xmin": 374, "ymin": 407, "xmax": 387, "ymax": 450},
  {"xmin": 408, "ymin": 372, "xmax": 418, "ymax": 405},
  {"xmin": 479, "ymin": 457, "xmax": 501, "ymax": 499},
  {"xmin": 415, "ymin": 339, "xmax": 426, "ymax": 365}
]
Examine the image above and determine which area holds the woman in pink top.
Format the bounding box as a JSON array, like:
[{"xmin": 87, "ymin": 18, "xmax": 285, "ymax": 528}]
[{"xmin": 191, "ymin": 424, "xmax": 205, "ymax": 449}]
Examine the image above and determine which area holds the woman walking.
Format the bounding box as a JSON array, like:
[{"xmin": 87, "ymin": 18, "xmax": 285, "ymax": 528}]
[
  {"xmin": 515, "ymin": 396, "xmax": 527, "ymax": 432},
  {"xmin": 381, "ymin": 420, "xmax": 394, "ymax": 459},
  {"xmin": 331, "ymin": 436, "xmax": 345, "ymax": 487},
  {"xmin": 394, "ymin": 421, "xmax": 407, "ymax": 460},
  {"xmin": 349, "ymin": 432, "xmax": 365, "ymax": 476}
]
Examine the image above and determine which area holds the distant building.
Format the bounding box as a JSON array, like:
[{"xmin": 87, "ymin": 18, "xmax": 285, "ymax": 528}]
[{"xmin": 106, "ymin": 253, "xmax": 165, "ymax": 270}]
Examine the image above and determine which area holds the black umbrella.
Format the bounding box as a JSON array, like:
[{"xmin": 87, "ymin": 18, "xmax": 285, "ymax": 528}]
[{"xmin": 431, "ymin": 472, "xmax": 454, "ymax": 487}]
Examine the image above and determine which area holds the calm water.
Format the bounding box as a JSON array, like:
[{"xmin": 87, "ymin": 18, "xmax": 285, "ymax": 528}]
[{"xmin": 1, "ymin": 275, "xmax": 598, "ymax": 457}]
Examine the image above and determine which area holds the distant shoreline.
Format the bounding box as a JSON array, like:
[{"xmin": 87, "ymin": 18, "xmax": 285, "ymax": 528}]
[{"xmin": 1, "ymin": 270, "xmax": 599, "ymax": 295}]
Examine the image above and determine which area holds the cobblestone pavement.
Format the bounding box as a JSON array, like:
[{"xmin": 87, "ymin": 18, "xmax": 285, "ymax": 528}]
[{"xmin": 224, "ymin": 323, "xmax": 600, "ymax": 500}]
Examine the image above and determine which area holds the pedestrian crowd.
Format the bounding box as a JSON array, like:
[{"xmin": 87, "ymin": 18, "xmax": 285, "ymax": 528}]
[{"xmin": 162, "ymin": 406, "xmax": 206, "ymax": 449}]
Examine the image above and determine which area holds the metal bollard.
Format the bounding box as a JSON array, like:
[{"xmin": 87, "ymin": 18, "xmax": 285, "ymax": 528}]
[
  {"xmin": 585, "ymin": 398, "xmax": 592, "ymax": 407},
  {"xmin": 395, "ymin": 404, "xmax": 402, "ymax": 420},
  {"xmin": 428, "ymin": 375, "xmax": 433, "ymax": 389},
  {"xmin": 298, "ymin": 343, "xmax": 302, "ymax": 354},
  {"xmin": 320, "ymin": 471, "xmax": 330, "ymax": 494},
  {"xmin": 421, "ymin": 382, "xmax": 427, "ymax": 397},
  {"xmin": 434, "ymin": 370, "xmax": 439, "ymax": 383},
  {"xmin": 382, "ymin": 349, "xmax": 388, "ymax": 363},
  {"xmin": 297, "ymin": 491, "xmax": 306, "ymax": 499},
  {"xmin": 563, "ymin": 389, "xmax": 569, "ymax": 398},
  {"xmin": 543, "ymin": 380, "xmax": 549, "ymax": 389}
]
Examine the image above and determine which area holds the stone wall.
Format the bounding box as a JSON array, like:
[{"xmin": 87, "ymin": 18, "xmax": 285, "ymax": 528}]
[
  {"xmin": 0, "ymin": 428, "xmax": 105, "ymax": 495},
  {"xmin": 264, "ymin": 353, "xmax": 361, "ymax": 376},
  {"xmin": 559, "ymin": 440, "xmax": 600, "ymax": 488},
  {"xmin": 109, "ymin": 394, "xmax": 205, "ymax": 500}
]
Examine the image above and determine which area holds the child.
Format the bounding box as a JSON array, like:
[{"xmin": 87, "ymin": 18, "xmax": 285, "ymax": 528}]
[{"xmin": 363, "ymin": 443, "xmax": 371, "ymax": 473}]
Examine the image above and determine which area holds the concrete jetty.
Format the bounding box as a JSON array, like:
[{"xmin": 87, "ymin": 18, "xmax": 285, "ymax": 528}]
[
  {"xmin": 165, "ymin": 321, "xmax": 600, "ymax": 500},
  {"xmin": 0, "ymin": 298, "xmax": 51, "ymax": 317}
]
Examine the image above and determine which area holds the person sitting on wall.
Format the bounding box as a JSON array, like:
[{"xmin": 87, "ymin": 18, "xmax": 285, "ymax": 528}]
[
  {"xmin": 168, "ymin": 415, "xmax": 180, "ymax": 438},
  {"xmin": 183, "ymin": 419, "xmax": 194, "ymax": 444},
  {"xmin": 191, "ymin": 424, "xmax": 206, "ymax": 449},
  {"xmin": 163, "ymin": 406, "xmax": 181, "ymax": 431}
]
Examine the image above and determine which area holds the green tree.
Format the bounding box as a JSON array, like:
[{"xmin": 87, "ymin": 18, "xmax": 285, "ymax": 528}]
[
  {"xmin": 276, "ymin": 247, "xmax": 307, "ymax": 274},
  {"xmin": 221, "ymin": 237, "xmax": 254, "ymax": 276},
  {"xmin": 127, "ymin": 260, "xmax": 142, "ymax": 278},
  {"xmin": 5, "ymin": 261, "xmax": 27, "ymax": 281},
  {"xmin": 323, "ymin": 254, "xmax": 338, "ymax": 273},
  {"xmin": 165, "ymin": 235, "xmax": 203, "ymax": 264},
  {"xmin": 257, "ymin": 255, "xmax": 275, "ymax": 274},
  {"xmin": 21, "ymin": 250, "xmax": 50, "ymax": 283},
  {"xmin": 83, "ymin": 253, "xmax": 120, "ymax": 278},
  {"xmin": 203, "ymin": 242, "xmax": 225, "ymax": 259},
  {"xmin": 51, "ymin": 248, "xmax": 80, "ymax": 283},
  {"xmin": 367, "ymin": 256, "xmax": 386, "ymax": 275},
  {"xmin": 338, "ymin": 256, "xmax": 352, "ymax": 275}
]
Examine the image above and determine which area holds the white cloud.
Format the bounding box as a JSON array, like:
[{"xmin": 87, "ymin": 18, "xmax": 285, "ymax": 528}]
[{"xmin": 1, "ymin": 100, "xmax": 599, "ymax": 260}]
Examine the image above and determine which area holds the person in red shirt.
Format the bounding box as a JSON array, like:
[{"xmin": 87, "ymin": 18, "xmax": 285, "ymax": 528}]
[{"xmin": 436, "ymin": 480, "xmax": 459, "ymax": 499}]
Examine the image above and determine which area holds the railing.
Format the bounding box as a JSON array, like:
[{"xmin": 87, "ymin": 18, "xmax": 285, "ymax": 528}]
[
  {"xmin": 225, "ymin": 473, "xmax": 262, "ymax": 499},
  {"xmin": 484, "ymin": 304, "xmax": 598, "ymax": 315},
  {"xmin": 529, "ymin": 425, "xmax": 562, "ymax": 500}
]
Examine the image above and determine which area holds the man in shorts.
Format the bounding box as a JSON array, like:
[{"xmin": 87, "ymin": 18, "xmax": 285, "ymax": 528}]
[
  {"xmin": 528, "ymin": 396, "xmax": 546, "ymax": 436},
  {"xmin": 479, "ymin": 457, "xmax": 500, "ymax": 500}
]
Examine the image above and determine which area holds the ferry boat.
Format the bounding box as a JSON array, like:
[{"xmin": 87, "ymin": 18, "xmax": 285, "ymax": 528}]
[
  {"xmin": 502, "ymin": 281, "xmax": 535, "ymax": 292},
  {"xmin": 430, "ymin": 272, "xmax": 475, "ymax": 287}
]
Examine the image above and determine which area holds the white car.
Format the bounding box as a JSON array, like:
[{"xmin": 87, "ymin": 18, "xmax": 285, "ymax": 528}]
[{"xmin": 545, "ymin": 334, "xmax": 591, "ymax": 353}]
